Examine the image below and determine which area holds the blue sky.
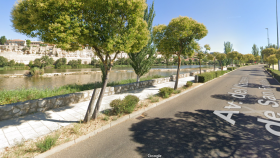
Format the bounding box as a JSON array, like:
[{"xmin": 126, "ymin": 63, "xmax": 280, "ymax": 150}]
[{"xmin": 0, "ymin": 0, "xmax": 278, "ymax": 54}]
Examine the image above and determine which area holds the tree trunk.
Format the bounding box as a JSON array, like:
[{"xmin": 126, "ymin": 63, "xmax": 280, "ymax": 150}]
[
  {"xmin": 83, "ymin": 89, "xmax": 97, "ymax": 123},
  {"xmin": 174, "ymin": 54, "xmax": 181, "ymax": 90},
  {"xmin": 220, "ymin": 61, "xmax": 223, "ymax": 71},
  {"xmin": 214, "ymin": 59, "xmax": 215, "ymax": 71},
  {"xmin": 136, "ymin": 75, "xmax": 140, "ymax": 82},
  {"xmin": 92, "ymin": 66, "xmax": 111, "ymax": 120},
  {"xmin": 232, "ymin": 59, "xmax": 233, "ymax": 67},
  {"xmin": 199, "ymin": 59, "xmax": 201, "ymax": 74}
]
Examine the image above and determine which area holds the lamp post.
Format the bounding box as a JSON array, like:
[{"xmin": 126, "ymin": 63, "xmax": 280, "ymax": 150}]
[{"xmin": 277, "ymin": 0, "xmax": 280, "ymax": 70}]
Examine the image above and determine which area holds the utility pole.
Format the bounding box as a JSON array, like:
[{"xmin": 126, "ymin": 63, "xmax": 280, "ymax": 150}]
[
  {"xmin": 266, "ymin": 28, "xmax": 270, "ymax": 47},
  {"xmin": 277, "ymin": 0, "xmax": 280, "ymax": 70}
]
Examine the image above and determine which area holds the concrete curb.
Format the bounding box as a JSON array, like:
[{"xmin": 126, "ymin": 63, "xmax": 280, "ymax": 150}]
[
  {"xmin": 263, "ymin": 67, "xmax": 280, "ymax": 85},
  {"xmin": 35, "ymin": 69, "xmax": 234, "ymax": 158}
]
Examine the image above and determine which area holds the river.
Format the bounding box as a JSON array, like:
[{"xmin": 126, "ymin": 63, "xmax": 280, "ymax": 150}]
[{"xmin": 0, "ymin": 65, "xmax": 215, "ymax": 91}]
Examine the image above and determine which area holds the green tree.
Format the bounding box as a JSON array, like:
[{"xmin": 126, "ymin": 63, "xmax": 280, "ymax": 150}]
[
  {"xmin": 153, "ymin": 16, "xmax": 207, "ymax": 89},
  {"xmin": 8, "ymin": 60, "xmax": 16, "ymax": 67},
  {"xmin": 26, "ymin": 40, "xmax": 31, "ymax": 47},
  {"xmin": 251, "ymin": 44, "xmax": 259, "ymax": 57},
  {"xmin": 0, "ymin": 36, "xmax": 7, "ymax": 45},
  {"xmin": 12, "ymin": 0, "xmax": 150, "ymax": 122},
  {"xmin": 189, "ymin": 59, "xmax": 193, "ymax": 65},
  {"xmin": 0, "ymin": 56, "xmax": 8, "ymax": 67},
  {"xmin": 216, "ymin": 53, "xmax": 226, "ymax": 70},
  {"xmin": 33, "ymin": 58, "xmax": 42, "ymax": 68},
  {"xmin": 224, "ymin": 41, "xmax": 233, "ymax": 54},
  {"xmin": 262, "ymin": 48, "xmax": 276, "ymax": 63},
  {"xmin": 237, "ymin": 53, "xmax": 243, "ymax": 65},
  {"xmin": 255, "ymin": 56, "xmax": 261, "ymax": 63},
  {"xmin": 267, "ymin": 54, "xmax": 278, "ymax": 69},
  {"xmin": 227, "ymin": 51, "xmax": 239, "ymax": 67},
  {"xmin": 129, "ymin": 1, "xmax": 156, "ymax": 82},
  {"xmin": 204, "ymin": 44, "xmax": 211, "ymax": 54},
  {"xmin": 244, "ymin": 54, "xmax": 255, "ymax": 64}
]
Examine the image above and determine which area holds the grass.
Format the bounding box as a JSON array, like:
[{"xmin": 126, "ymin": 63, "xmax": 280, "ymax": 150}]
[
  {"xmin": 35, "ymin": 133, "xmax": 60, "ymax": 153},
  {"xmin": 0, "ymin": 75, "xmax": 164, "ymax": 105}
]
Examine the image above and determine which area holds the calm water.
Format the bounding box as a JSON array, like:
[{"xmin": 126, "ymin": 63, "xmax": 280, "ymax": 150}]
[{"xmin": 0, "ymin": 65, "xmax": 215, "ymax": 91}]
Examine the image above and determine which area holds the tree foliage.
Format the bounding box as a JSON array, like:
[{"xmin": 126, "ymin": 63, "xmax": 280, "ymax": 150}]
[
  {"xmin": 12, "ymin": 0, "xmax": 150, "ymax": 121},
  {"xmin": 224, "ymin": 41, "xmax": 233, "ymax": 54},
  {"xmin": 251, "ymin": 44, "xmax": 259, "ymax": 57},
  {"xmin": 129, "ymin": 1, "xmax": 156, "ymax": 82},
  {"xmin": 153, "ymin": 16, "xmax": 207, "ymax": 89},
  {"xmin": 262, "ymin": 48, "xmax": 276, "ymax": 62},
  {"xmin": 0, "ymin": 36, "xmax": 7, "ymax": 45}
]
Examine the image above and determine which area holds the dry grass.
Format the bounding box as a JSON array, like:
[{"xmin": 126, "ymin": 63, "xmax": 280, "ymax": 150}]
[{"xmin": 0, "ymin": 83, "xmax": 201, "ymax": 158}]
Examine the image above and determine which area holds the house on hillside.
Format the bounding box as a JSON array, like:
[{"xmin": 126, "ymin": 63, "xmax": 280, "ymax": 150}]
[{"xmin": 5, "ymin": 39, "xmax": 26, "ymax": 46}]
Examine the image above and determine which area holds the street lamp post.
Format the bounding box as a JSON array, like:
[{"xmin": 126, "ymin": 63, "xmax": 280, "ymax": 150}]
[{"xmin": 276, "ymin": 0, "xmax": 280, "ymax": 70}]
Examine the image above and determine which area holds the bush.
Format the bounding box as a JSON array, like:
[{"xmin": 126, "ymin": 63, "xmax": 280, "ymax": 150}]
[
  {"xmin": 197, "ymin": 72, "xmax": 216, "ymax": 83},
  {"xmin": 186, "ymin": 81, "xmax": 193, "ymax": 87},
  {"xmin": 227, "ymin": 67, "xmax": 236, "ymax": 71},
  {"xmin": 36, "ymin": 134, "xmax": 59, "ymax": 152},
  {"xmin": 30, "ymin": 67, "xmax": 44, "ymax": 76},
  {"xmin": 110, "ymin": 95, "xmax": 139, "ymax": 115},
  {"xmin": 267, "ymin": 68, "xmax": 280, "ymax": 82},
  {"xmin": 159, "ymin": 87, "xmax": 174, "ymax": 98}
]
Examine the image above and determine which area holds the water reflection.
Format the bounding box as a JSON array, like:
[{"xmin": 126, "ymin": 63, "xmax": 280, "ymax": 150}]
[{"xmin": 0, "ymin": 65, "xmax": 214, "ymax": 91}]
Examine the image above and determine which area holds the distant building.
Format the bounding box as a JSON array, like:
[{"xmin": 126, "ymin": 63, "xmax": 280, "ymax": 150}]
[
  {"xmin": 30, "ymin": 41, "xmax": 44, "ymax": 46},
  {"xmin": 5, "ymin": 39, "xmax": 26, "ymax": 46}
]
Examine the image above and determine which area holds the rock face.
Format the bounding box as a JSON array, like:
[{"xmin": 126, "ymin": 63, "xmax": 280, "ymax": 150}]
[{"xmin": 0, "ymin": 72, "xmax": 198, "ymax": 121}]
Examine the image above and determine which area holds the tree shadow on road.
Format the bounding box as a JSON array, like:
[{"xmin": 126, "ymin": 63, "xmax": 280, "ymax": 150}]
[
  {"xmin": 130, "ymin": 110, "xmax": 280, "ymax": 158},
  {"xmin": 211, "ymin": 94, "xmax": 267, "ymax": 104}
]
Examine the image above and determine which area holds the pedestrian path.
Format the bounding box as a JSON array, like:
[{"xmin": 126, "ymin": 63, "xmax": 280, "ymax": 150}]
[{"xmin": 0, "ymin": 76, "xmax": 194, "ymax": 150}]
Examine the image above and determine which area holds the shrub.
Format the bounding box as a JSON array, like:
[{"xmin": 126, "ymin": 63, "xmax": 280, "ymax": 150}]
[
  {"xmin": 122, "ymin": 95, "xmax": 139, "ymax": 113},
  {"xmin": 227, "ymin": 67, "xmax": 236, "ymax": 71},
  {"xmin": 30, "ymin": 67, "xmax": 44, "ymax": 76},
  {"xmin": 110, "ymin": 95, "xmax": 139, "ymax": 115},
  {"xmin": 197, "ymin": 72, "xmax": 216, "ymax": 83},
  {"xmin": 8, "ymin": 60, "xmax": 15, "ymax": 67},
  {"xmin": 36, "ymin": 134, "xmax": 59, "ymax": 152},
  {"xmin": 110, "ymin": 99, "xmax": 123, "ymax": 115},
  {"xmin": 29, "ymin": 61, "xmax": 33, "ymax": 67},
  {"xmin": 159, "ymin": 87, "xmax": 174, "ymax": 98},
  {"xmin": 186, "ymin": 81, "xmax": 193, "ymax": 87}
]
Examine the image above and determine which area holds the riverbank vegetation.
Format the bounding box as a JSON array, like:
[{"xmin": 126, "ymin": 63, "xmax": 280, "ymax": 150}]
[{"xmin": 0, "ymin": 75, "xmax": 162, "ymax": 105}]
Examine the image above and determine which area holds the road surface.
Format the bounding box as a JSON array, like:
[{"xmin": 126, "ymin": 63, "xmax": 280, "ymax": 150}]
[{"xmin": 48, "ymin": 65, "xmax": 280, "ymax": 158}]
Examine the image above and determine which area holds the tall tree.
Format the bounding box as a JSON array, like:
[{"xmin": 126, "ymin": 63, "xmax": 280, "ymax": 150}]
[
  {"xmin": 26, "ymin": 40, "xmax": 31, "ymax": 47},
  {"xmin": 129, "ymin": 1, "xmax": 156, "ymax": 82},
  {"xmin": 224, "ymin": 41, "xmax": 233, "ymax": 54},
  {"xmin": 227, "ymin": 51, "xmax": 239, "ymax": 67},
  {"xmin": 251, "ymin": 44, "xmax": 259, "ymax": 57},
  {"xmin": 0, "ymin": 36, "xmax": 7, "ymax": 45},
  {"xmin": 153, "ymin": 16, "xmax": 207, "ymax": 90},
  {"xmin": 204, "ymin": 44, "xmax": 210, "ymax": 54},
  {"xmin": 11, "ymin": 0, "xmax": 149, "ymax": 122},
  {"xmin": 216, "ymin": 53, "xmax": 226, "ymax": 70}
]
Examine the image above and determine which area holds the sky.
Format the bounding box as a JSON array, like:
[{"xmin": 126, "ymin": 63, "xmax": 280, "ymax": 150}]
[{"xmin": 0, "ymin": 0, "xmax": 279, "ymax": 54}]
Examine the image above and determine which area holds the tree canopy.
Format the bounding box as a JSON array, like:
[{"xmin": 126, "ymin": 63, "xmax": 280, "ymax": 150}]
[
  {"xmin": 153, "ymin": 16, "xmax": 207, "ymax": 89},
  {"xmin": 0, "ymin": 36, "xmax": 7, "ymax": 45},
  {"xmin": 251, "ymin": 44, "xmax": 259, "ymax": 57},
  {"xmin": 224, "ymin": 41, "xmax": 233, "ymax": 54}
]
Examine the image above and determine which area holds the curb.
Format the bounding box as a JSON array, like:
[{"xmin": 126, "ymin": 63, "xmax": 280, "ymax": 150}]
[
  {"xmin": 35, "ymin": 69, "xmax": 234, "ymax": 158},
  {"xmin": 263, "ymin": 67, "xmax": 280, "ymax": 85}
]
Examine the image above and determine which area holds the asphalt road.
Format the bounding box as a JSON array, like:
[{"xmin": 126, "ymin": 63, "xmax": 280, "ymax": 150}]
[{"xmin": 48, "ymin": 65, "xmax": 280, "ymax": 158}]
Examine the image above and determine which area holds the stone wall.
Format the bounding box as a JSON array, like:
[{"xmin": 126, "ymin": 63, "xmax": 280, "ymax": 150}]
[{"xmin": 0, "ymin": 76, "xmax": 179, "ymax": 121}]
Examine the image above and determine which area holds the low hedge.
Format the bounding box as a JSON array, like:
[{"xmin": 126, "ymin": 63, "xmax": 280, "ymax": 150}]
[
  {"xmin": 266, "ymin": 68, "xmax": 280, "ymax": 82},
  {"xmin": 197, "ymin": 71, "xmax": 229, "ymax": 83},
  {"xmin": 227, "ymin": 67, "xmax": 236, "ymax": 71},
  {"xmin": 110, "ymin": 95, "xmax": 140, "ymax": 115},
  {"xmin": 159, "ymin": 87, "xmax": 174, "ymax": 98}
]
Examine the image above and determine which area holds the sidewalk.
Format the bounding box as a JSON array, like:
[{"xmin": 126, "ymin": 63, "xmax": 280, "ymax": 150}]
[{"xmin": 0, "ymin": 76, "xmax": 194, "ymax": 150}]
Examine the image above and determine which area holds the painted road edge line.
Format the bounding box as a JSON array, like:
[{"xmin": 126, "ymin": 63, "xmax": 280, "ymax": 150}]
[{"xmin": 34, "ymin": 68, "xmax": 235, "ymax": 158}]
